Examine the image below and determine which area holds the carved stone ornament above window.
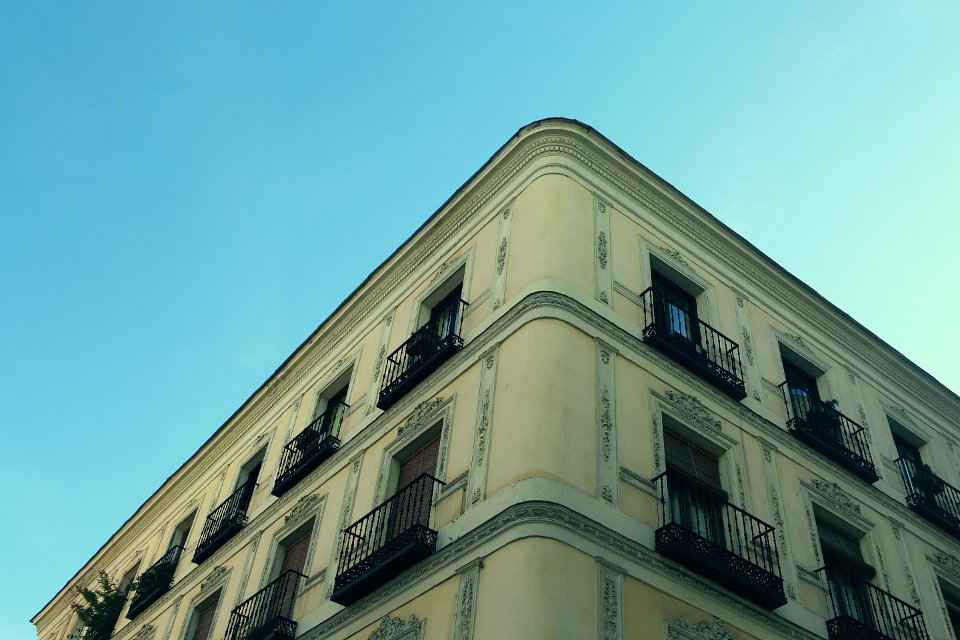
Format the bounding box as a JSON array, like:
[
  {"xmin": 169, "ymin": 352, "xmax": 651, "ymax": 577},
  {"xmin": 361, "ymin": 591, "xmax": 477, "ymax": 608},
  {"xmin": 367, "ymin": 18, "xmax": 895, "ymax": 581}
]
[
  {"xmin": 932, "ymin": 553, "xmax": 960, "ymax": 584},
  {"xmin": 809, "ymin": 479, "xmax": 862, "ymax": 516},
  {"xmin": 658, "ymin": 246, "xmax": 691, "ymax": 270},
  {"xmin": 663, "ymin": 390, "xmax": 721, "ymax": 431},
  {"xmin": 131, "ymin": 624, "xmax": 156, "ymax": 640},
  {"xmin": 367, "ymin": 615, "xmax": 425, "ymax": 640},
  {"xmin": 285, "ymin": 494, "xmax": 322, "ymax": 524},
  {"xmin": 665, "ymin": 616, "xmax": 737, "ymax": 640},
  {"xmin": 199, "ymin": 565, "xmax": 230, "ymax": 593},
  {"xmin": 398, "ymin": 397, "xmax": 445, "ymax": 438}
]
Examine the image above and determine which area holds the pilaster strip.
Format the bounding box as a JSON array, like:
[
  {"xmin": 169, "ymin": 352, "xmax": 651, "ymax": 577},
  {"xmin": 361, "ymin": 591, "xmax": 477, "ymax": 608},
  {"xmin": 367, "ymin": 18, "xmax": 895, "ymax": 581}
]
[
  {"xmin": 594, "ymin": 196, "xmax": 612, "ymax": 305},
  {"xmin": 452, "ymin": 558, "xmax": 483, "ymax": 640},
  {"xmin": 323, "ymin": 453, "xmax": 364, "ymax": 599},
  {"xmin": 233, "ymin": 529, "xmax": 263, "ymax": 604},
  {"xmin": 889, "ymin": 518, "xmax": 922, "ymax": 607},
  {"xmin": 758, "ymin": 438, "xmax": 799, "ymax": 601},
  {"xmin": 597, "ymin": 558, "xmax": 624, "ymax": 640},
  {"xmin": 466, "ymin": 348, "xmax": 498, "ymax": 507},
  {"xmin": 731, "ymin": 290, "xmax": 762, "ymax": 402},
  {"xmin": 281, "ymin": 396, "xmax": 303, "ymax": 447},
  {"xmin": 160, "ymin": 596, "xmax": 181, "ymax": 640},
  {"xmin": 490, "ymin": 203, "xmax": 513, "ymax": 312},
  {"xmin": 365, "ymin": 310, "xmax": 397, "ymax": 416},
  {"xmin": 846, "ymin": 368, "xmax": 882, "ymax": 480},
  {"xmin": 596, "ymin": 338, "xmax": 619, "ymax": 504}
]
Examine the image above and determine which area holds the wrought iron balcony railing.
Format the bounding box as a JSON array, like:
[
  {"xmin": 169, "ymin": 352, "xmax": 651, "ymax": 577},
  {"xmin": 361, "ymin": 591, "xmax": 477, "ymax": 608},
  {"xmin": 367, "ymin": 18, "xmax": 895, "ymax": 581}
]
[
  {"xmin": 639, "ymin": 287, "xmax": 746, "ymax": 400},
  {"xmin": 895, "ymin": 457, "xmax": 960, "ymax": 538},
  {"xmin": 780, "ymin": 383, "xmax": 878, "ymax": 483},
  {"xmin": 377, "ymin": 299, "xmax": 468, "ymax": 410},
  {"xmin": 272, "ymin": 402, "xmax": 346, "ymax": 497},
  {"xmin": 654, "ymin": 471, "xmax": 786, "ymax": 609},
  {"xmin": 225, "ymin": 570, "xmax": 305, "ymax": 640},
  {"xmin": 192, "ymin": 479, "xmax": 256, "ymax": 564},
  {"xmin": 817, "ymin": 566, "xmax": 929, "ymax": 640},
  {"xmin": 126, "ymin": 545, "xmax": 183, "ymax": 620},
  {"xmin": 331, "ymin": 473, "xmax": 444, "ymax": 605}
]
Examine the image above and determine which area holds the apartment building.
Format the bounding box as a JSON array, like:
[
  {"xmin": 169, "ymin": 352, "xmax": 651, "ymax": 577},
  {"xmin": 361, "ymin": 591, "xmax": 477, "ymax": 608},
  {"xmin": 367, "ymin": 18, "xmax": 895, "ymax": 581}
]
[{"xmin": 32, "ymin": 118, "xmax": 960, "ymax": 640}]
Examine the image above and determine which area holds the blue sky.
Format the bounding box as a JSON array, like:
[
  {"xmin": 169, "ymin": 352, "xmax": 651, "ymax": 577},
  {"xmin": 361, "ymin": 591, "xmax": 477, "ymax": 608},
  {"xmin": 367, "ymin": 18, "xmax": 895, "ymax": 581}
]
[{"xmin": 2, "ymin": 2, "xmax": 958, "ymax": 638}]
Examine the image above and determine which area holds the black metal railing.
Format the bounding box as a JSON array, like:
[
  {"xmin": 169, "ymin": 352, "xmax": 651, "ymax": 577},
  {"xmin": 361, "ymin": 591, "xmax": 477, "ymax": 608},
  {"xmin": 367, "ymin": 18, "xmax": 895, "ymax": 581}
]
[
  {"xmin": 639, "ymin": 287, "xmax": 746, "ymax": 400},
  {"xmin": 272, "ymin": 402, "xmax": 346, "ymax": 497},
  {"xmin": 377, "ymin": 299, "xmax": 468, "ymax": 409},
  {"xmin": 654, "ymin": 471, "xmax": 786, "ymax": 609},
  {"xmin": 817, "ymin": 566, "xmax": 929, "ymax": 640},
  {"xmin": 895, "ymin": 457, "xmax": 960, "ymax": 537},
  {"xmin": 126, "ymin": 545, "xmax": 184, "ymax": 620},
  {"xmin": 225, "ymin": 570, "xmax": 304, "ymax": 640},
  {"xmin": 780, "ymin": 383, "xmax": 878, "ymax": 483},
  {"xmin": 331, "ymin": 473, "xmax": 444, "ymax": 605},
  {"xmin": 193, "ymin": 479, "xmax": 256, "ymax": 564}
]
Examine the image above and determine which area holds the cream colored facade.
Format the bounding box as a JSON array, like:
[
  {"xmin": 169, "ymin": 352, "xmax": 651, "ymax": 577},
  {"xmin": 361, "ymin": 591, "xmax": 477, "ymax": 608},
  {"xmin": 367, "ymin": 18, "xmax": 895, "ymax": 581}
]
[{"xmin": 32, "ymin": 119, "xmax": 960, "ymax": 640}]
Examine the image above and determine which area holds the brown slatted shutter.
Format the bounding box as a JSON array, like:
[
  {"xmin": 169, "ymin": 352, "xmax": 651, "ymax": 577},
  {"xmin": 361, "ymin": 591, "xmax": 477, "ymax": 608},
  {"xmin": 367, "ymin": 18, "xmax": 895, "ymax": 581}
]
[
  {"xmin": 192, "ymin": 603, "xmax": 216, "ymax": 640},
  {"xmin": 397, "ymin": 435, "xmax": 441, "ymax": 488},
  {"xmin": 818, "ymin": 520, "xmax": 875, "ymax": 577},
  {"xmin": 663, "ymin": 430, "xmax": 722, "ymax": 489},
  {"xmin": 280, "ymin": 531, "xmax": 311, "ymax": 575}
]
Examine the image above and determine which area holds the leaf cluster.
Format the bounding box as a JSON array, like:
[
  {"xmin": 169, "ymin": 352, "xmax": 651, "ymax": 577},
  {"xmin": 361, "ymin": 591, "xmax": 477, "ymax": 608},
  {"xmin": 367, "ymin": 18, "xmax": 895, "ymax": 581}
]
[{"xmin": 70, "ymin": 570, "xmax": 136, "ymax": 640}]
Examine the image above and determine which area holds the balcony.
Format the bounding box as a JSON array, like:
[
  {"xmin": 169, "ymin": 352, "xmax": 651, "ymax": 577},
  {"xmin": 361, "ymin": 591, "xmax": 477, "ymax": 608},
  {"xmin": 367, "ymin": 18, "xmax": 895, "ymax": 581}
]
[
  {"xmin": 817, "ymin": 566, "xmax": 929, "ymax": 640},
  {"xmin": 126, "ymin": 545, "xmax": 183, "ymax": 620},
  {"xmin": 653, "ymin": 471, "xmax": 786, "ymax": 609},
  {"xmin": 331, "ymin": 473, "xmax": 444, "ymax": 605},
  {"xmin": 192, "ymin": 479, "xmax": 256, "ymax": 564},
  {"xmin": 895, "ymin": 457, "xmax": 960, "ymax": 538},
  {"xmin": 272, "ymin": 404, "xmax": 346, "ymax": 497},
  {"xmin": 377, "ymin": 299, "xmax": 468, "ymax": 410},
  {"xmin": 225, "ymin": 570, "xmax": 304, "ymax": 640},
  {"xmin": 639, "ymin": 287, "xmax": 746, "ymax": 400},
  {"xmin": 780, "ymin": 383, "xmax": 878, "ymax": 483}
]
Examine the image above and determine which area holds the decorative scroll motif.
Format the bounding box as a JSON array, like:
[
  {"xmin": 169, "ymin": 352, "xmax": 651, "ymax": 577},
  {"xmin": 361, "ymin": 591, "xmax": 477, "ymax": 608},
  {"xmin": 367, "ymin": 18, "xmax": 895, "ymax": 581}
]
[
  {"xmin": 131, "ymin": 625, "xmax": 156, "ymax": 640},
  {"xmin": 467, "ymin": 350, "xmax": 497, "ymax": 508},
  {"xmin": 485, "ymin": 355, "xmax": 495, "ymax": 369},
  {"xmin": 598, "ymin": 232, "xmax": 608, "ymax": 270},
  {"xmin": 664, "ymin": 390, "xmax": 721, "ymax": 431},
  {"xmin": 200, "ymin": 565, "xmax": 229, "ymax": 593},
  {"xmin": 285, "ymin": 494, "xmax": 322, "ymax": 524},
  {"xmin": 600, "ymin": 349, "xmax": 610, "ymax": 365},
  {"xmin": 496, "ymin": 239, "xmax": 508, "ymax": 274},
  {"xmin": 452, "ymin": 558, "xmax": 482, "ymax": 640},
  {"xmin": 368, "ymin": 615, "xmax": 424, "ymax": 640},
  {"xmin": 809, "ymin": 479, "xmax": 861, "ymax": 516},
  {"xmin": 600, "ymin": 387, "xmax": 613, "ymax": 463},
  {"xmin": 597, "ymin": 560, "xmax": 623, "ymax": 640},
  {"xmin": 430, "ymin": 258, "xmax": 454, "ymax": 284},
  {"xmin": 475, "ymin": 392, "xmax": 491, "ymax": 468},
  {"xmin": 501, "ymin": 207, "xmax": 511, "ymax": 219},
  {"xmin": 659, "ymin": 246, "xmax": 691, "ymax": 269},
  {"xmin": 736, "ymin": 296, "xmax": 745, "ymax": 309},
  {"xmin": 665, "ymin": 617, "xmax": 736, "ymax": 640},
  {"xmin": 398, "ymin": 397, "xmax": 445, "ymax": 438},
  {"xmin": 933, "ymin": 553, "xmax": 960, "ymax": 584},
  {"xmin": 599, "ymin": 291, "xmax": 609, "ymax": 303},
  {"xmin": 740, "ymin": 328, "xmax": 755, "ymax": 365},
  {"xmin": 597, "ymin": 202, "xmax": 606, "ymax": 214}
]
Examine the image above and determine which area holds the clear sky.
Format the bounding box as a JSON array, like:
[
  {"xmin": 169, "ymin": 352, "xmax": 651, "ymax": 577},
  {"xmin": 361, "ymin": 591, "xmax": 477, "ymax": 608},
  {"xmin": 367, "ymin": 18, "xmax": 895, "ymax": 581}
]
[{"xmin": 2, "ymin": 2, "xmax": 958, "ymax": 638}]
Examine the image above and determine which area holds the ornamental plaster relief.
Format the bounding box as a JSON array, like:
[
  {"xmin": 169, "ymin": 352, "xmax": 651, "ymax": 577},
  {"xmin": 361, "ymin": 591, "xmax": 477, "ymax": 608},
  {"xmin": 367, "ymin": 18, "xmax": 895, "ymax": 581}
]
[
  {"xmin": 595, "ymin": 196, "xmax": 612, "ymax": 306},
  {"xmin": 367, "ymin": 615, "xmax": 424, "ymax": 640},
  {"xmin": 665, "ymin": 617, "xmax": 737, "ymax": 640},
  {"xmin": 596, "ymin": 338, "xmax": 618, "ymax": 504},
  {"xmin": 452, "ymin": 558, "xmax": 482, "ymax": 640}
]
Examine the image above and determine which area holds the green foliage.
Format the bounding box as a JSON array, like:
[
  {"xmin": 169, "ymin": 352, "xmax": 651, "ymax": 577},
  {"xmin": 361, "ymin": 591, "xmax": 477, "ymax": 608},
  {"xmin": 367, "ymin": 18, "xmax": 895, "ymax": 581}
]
[{"xmin": 71, "ymin": 570, "xmax": 134, "ymax": 640}]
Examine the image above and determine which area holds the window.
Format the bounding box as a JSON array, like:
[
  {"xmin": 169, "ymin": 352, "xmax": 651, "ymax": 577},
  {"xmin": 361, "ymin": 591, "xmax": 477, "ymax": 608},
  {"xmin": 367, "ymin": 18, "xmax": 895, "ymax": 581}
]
[
  {"xmin": 941, "ymin": 582, "xmax": 960, "ymax": 640},
  {"xmin": 237, "ymin": 450, "xmax": 264, "ymax": 491},
  {"xmin": 816, "ymin": 519, "xmax": 876, "ymax": 630},
  {"xmin": 663, "ymin": 430, "xmax": 725, "ymax": 546},
  {"xmin": 310, "ymin": 368, "xmax": 351, "ymax": 440},
  {"xmin": 783, "ymin": 359, "xmax": 822, "ymax": 406},
  {"xmin": 652, "ymin": 270, "xmax": 699, "ymax": 342},
  {"xmin": 170, "ymin": 511, "xmax": 196, "ymax": 553},
  {"xmin": 186, "ymin": 595, "xmax": 219, "ymax": 640}
]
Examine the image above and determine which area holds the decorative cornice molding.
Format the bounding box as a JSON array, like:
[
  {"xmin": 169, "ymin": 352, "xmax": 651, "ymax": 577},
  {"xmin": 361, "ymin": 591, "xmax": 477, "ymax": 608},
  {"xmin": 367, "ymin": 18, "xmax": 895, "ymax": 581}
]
[
  {"xmin": 199, "ymin": 565, "xmax": 229, "ymax": 594},
  {"xmin": 398, "ymin": 397, "xmax": 446, "ymax": 438},
  {"xmin": 931, "ymin": 553, "xmax": 960, "ymax": 585},
  {"xmin": 300, "ymin": 500, "xmax": 821, "ymax": 640},
  {"xmin": 665, "ymin": 617, "xmax": 737, "ymax": 640},
  {"xmin": 285, "ymin": 494, "xmax": 323, "ymax": 525}
]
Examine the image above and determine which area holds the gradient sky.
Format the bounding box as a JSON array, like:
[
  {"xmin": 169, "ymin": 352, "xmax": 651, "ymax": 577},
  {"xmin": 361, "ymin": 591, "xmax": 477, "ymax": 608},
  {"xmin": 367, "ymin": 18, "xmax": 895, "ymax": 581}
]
[{"xmin": 2, "ymin": 2, "xmax": 958, "ymax": 639}]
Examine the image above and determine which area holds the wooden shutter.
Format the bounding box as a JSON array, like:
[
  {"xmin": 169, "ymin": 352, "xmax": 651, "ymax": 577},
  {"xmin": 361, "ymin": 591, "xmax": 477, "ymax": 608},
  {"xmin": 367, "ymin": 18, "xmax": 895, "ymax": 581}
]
[
  {"xmin": 818, "ymin": 520, "xmax": 875, "ymax": 577},
  {"xmin": 397, "ymin": 436, "xmax": 441, "ymax": 489},
  {"xmin": 191, "ymin": 603, "xmax": 216, "ymax": 640},
  {"xmin": 663, "ymin": 431, "xmax": 722, "ymax": 489},
  {"xmin": 280, "ymin": 530, "xmax": 311, "ymax": 575}
]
